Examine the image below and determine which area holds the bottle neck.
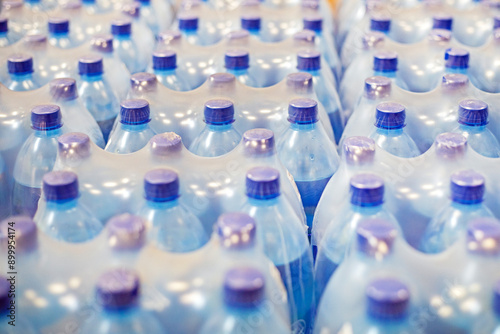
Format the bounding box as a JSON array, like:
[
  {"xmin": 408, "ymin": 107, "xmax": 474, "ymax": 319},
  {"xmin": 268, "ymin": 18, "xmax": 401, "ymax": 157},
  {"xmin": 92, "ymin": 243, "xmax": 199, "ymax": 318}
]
[
  {"xmin": 181, "ymin": 30, "xmax": 197, "ymax": 37},
  {"xmin": 120, "ymin": 122, "xmax": 150, "ymax": 132},
  {"xmin": 146, "ymin": 198, "xmax": 179, "ymax": 209},
  {"xmin": 445, "ymin": 67, "xmax": 468, "ymax": 75},
  {"xmin": 102, "ymin": 306, "xmax": 138, "ymax": 318},
  {"xmin": 206, "ymin": 123, "xmax": 234, "ymax": 131},
  {"xmin": 80, "ymin": 73, "xmax": 104, "ymax": 82},
  {"xmin": 248, "ymin": 196, "xmax": 279, "ymax": 207},
  {"xmin": 34, "ymin": 127, "xmax": 62, "ymax": 138},
  {"xmin": 227, "ymin": 68, "xmax": 250, "ymax": 76},
  {"xmin": 46, "ymin": 198, "xmax": 79, "ymax": 210},
  {"xmin": 451, "ymin": 201, "xmax": 482, "ymax": 211},
  {"xmin": 373, "ymin": 70, "xmax": 396, "ymax": 78},
  {"xmin": 350, "ymin": 203, "xmax": 383, "ymax": 214},
  {"xmin": 290, "ymin": 122, "xmax": 317, "ymax": 131},
  {"xmin": 10, "ymin": 72, "xmax": 34, "ymax": 81},
  {"xmin": 301, "ymin": 69, "xmax": 320, "ymax": 77},
  {"xmin": 375, "ymin": 127, "xmax": 404, "ymax": 136},
  {"xmin": 50, "ymin": 32, "xmax": 69, "ymax": 38},
  {"xmin": 114, "ymin": 34, "xmax": 132, "ymax": 41},
  {"xmin": 154, "ymin": 68, "xmax": 177, "ymax": 76},
  {"xmin": 458, "ymin": 124, "xmax": 486, "ymax": 133}
]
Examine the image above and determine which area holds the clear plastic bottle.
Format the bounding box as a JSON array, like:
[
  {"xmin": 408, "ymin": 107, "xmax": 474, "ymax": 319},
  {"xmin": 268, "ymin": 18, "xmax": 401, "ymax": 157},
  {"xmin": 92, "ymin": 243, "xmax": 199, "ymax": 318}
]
[
  {"xmin": 444, "ymin": 48, "xmax": 469, "ymax": 76},
  {"xmin": 178, "ymin": 13, "xmax": 201, "ymax": 45},
  {"xmin": 369, "ymin": 102, "xmax": 421, "ymax": 158},
  {"xmin": 189, "ymin": 99, "xmax": 241, "ymax": 157},
  {"xmin": 34, "ymin": 171, "xmax": 102, "ymax": 243},
  {"xmin": 5, "ymin": 54, "xmax": 41, "ymax": 91},
  {"xmin": 372, "ymin": 51, "xmax": 409, "ymax": 91},
  {"xmin": 138, "ymin": 168, "xmax": 208, "ymax": 252},
  {"xmin": 134, "ymin": 0, "xmax": 160, "ymax": 35},
  {"xmin": 105, "ymin": 99, "xmax": 156, "ymax": 154},
  {"xmin": 420, "ymin": 170, "xmax": 494, "ymax": 254},
  {"xmin": 224, "ymin": 49, "xmax": 258, "ymax": 87},
  {"xmin": 47, "ymin": 17, "xmax": 76, "ymax": 49},
  {"xmin": 152, "ymin": 50, "xmax": 191, "ymax": 91},
  {"xmin": 12, "ymin": 105, "xmax": 63, "ymax": 217},
  {"xmin": 111, "ymin": 19, "xmax": 143, "ymax": 74}
]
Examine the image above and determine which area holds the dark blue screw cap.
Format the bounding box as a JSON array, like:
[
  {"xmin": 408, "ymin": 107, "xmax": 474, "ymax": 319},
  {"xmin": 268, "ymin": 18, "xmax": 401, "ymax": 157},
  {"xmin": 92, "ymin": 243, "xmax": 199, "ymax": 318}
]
[
  {"xmin": 241, "ymin": 15, "xmax": 261, "ymax": 31},
  {"xmin": 246, "ymin": 167, "xmax": 280, "ymax": 200},
  {"xmin": 48, "ymin": 17, "xmax": 69, "ymax": 34},
  {"xmin": 0, "ymin": 17, "xmax": 8, "ymax": 33},
  {"xmin": 373, "ymin": 51, "xmax": 398, "ymax": 72},
  {"xmin": 433, "ymin": 14, "xmax": 453, "ymax": 30},
  {"xmin": 467, "ymin": 218, "xmax": 500, "ymax": 256},
  {"xmin": 217, "ymin": 212, "xmax": 256, "ymax": 249},
  {"xmin": 107, "ymin": 214, "xmax": 146, "ymax": 250},
  {"xmin": 225, "ymin": 49, "xmax": 250, "ymax": 70},
  {"xmin": 42, "ymin": 171, "xmax": 79, "ymax": 202},
  {"xmin": 204, "ymin": 99, "xmax": 235, "ymax": 125},
  {"xmin": 50, "ymin": 78, "xmax": 78, "ymax": 101},
  {"xmin": 445, "ymin": 48, "xmax": 469, "ymax": 69},
  {"xmin": 97, "ymin": 269, "xmax": 140, "ymax": 310},
  {"xmin": 458, "ymin": 99, "xmax": 488, "ymax": 126},
  {"xmin": 357, "ymin": 218, "xmax": 396, "ymax": 256},
  {"xmin": 297, "ymin": 50, "xmax": 321, "ymax": 71},
  {"xmin": 178, "ymin": 13, "xmax": 198, "ymax": 31},
  {"xmin": 153, "ymin": 50, "xmax": 177, "ymax": 71},
  {"xmin": 243, "ymin": 128, "xmax": 275, "ymax": 156},
  {"xmin": 366, "ymin": 278, "xmax": 410, "ymax": 319},
  {"xmin": 31, "ymin": 104, "xmax": 62, "ymax": 131},
  {"xmin": 144, "ymin": 168, "xmax": 179, "ymax": 202},
  {"xmin": 111, "ymin": 19, "xmax": 132, "ymax": 36},
  {"xmin": 288, "ymin": 98, "xmax": 318, "ymax": 124},
  {"xmin": 375, "ymin": 102, "xmax": 406, "ymax": 130},
  {"xmin": 370, "ymin": 14, "xmax": 391, "ymax": 32},
  {"xmin": 450, "ymin": 170, "xmax": 485, "ymax": 205},
  {"xmin": 78, "ymin": 55, "xmax": 103, "ymax": 76},
  {"xmin": 120, "ymin": 99, "xmax": 151, "ymax": 125},
  {"xmin": 350, "ymin": 173, "xmax": 384, "ymax": 207},
  {"xmin": 303, "ymin": 15, "xmax": 322, "ymax": 32},
  {"xmin": 8, "ymin": 54, "xmax": 33, "ymax": 75},
  {"xmin": 224, "ymin": 267, "xmax": 265, "ymax": 308}
]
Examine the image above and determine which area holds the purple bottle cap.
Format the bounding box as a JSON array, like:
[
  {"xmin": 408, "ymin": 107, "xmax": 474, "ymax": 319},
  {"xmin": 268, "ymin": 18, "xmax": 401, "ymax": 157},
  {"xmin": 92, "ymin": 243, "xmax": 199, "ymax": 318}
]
[
  {"xmin": 467, "ymin": 218, "xmax": 500, "ymax": 256},
  {"xmin": 0, "ymin": 17, "xmax": 8, "ymax": 34},
  {"xmin": 286, "ymin": 72, "xmax": 313, "ymax": 94},
  {"xmin": 241, "ymin": 0, "xmax": 260, "ymax": 7},
  {"xmin": 433, "ymin": 14, "xmax": 452, "ymax": 30},
  {"xmin": 227, "ymin": 30, "xmax": 250, "ymax": 41},
  {"xmin": 204, "ymin": 99, "xmax": 235, "ymax": 125},
  {"xmin": 0, "ymin": 216, "xmax": 37, "ymax": 253},
  {"xmin": 450, "ymin": 170, "xmax": 485, "ymax": 205},
  {"xmin": 288, "ymin": 98, "xmax": 318, "ymax": 124},
  {"xmin": 297, "ymin": 49, "xmax": 321, "ymax": 71},
  {"xmin": 302, "ymin": 0, "xmax": 319, "ymax": 10},
  {"xmin": 241, "ymin": 15, "xmax": 261, "ymax": 31},
  {"xmin": 293, "ymin": 30, "xmax": 316, "ymax": 45},
  {"xmin": 243, "ymin": 128, "xmax": 275, "ymax": 157},
  {"xmin": 130, "ymin": 72, "xmax": 157, "ymax": 92},
  {"xmin": 31, "ymin": 105, "xmax": 62, "ymax": 131},
  {"xmin": 428, "ymin": 29, "xmax": 452, "ymax": 43},
  {"xmin": 494, "ymin": 280, "xmax": 500, "ymax": 315},
  {"xmin": 208, "ymin": 73, "xmax": 236, "ymax": 90},
  {"xmin": 157, "ymin": 30, "xmax": 182, "ymax": 44},
  {"xmin": 375, "ymin": 102, "xmax": 406, "ymax": 130},
  {"xmin": 153, "ymin": 50, "xmax": 177, "ymax": 71},
  {"xmin": 441, "ymin": 73, "xmax": 468, "ymax": 90},
  {"xmin": 111, "ymin": 19, "xmax": 132, "ymax": 36},
  {"xmin": 303, "ymin": 14, "xmax": 322, "ymax": 32},
  {"xmin": 225, "ymin": 49, "xmax": 250, "ymax": 70},
  {"xmin": 357, "ymin": 218, "xmax": 396, "ymax": 256},
  {"xmin": 366, "ymin": 278, "xmax": 410, "ymax": 319},
  {"xmin": 364, "ymin": 76, "xmax": 391, "ymax": 100},
  {"xmin": 48, "ymin": 17, "xmax": 69, "ymax": 34},
  {"xmin": 217, "ymin": 212, "xmax": 256, "ymax": 249},
  {"xmin": 435, "ymin": 133, "xmax": 467, "ymax": 159},
  {"xmin": 181, "ymin": 0, "xmax": 201, "ymax": 9},
  {"xmin": 50, "ymin": 78, "xmax": 78, "ymax": 101},
  {"xmin": 370, "ymin": 13, "xmax": 391, "ymax": 33},
  {"xmin": 458, "ymin": 99, "xmax": 488, "ymax": 126},
  {"xmin": 0, "ymin": 276, "xmax": 9, "ymax": 311},
  {"xmin": 246, "ymin": 167, "xmax": 280, "ymax": 200},
  {"xmin": 91, "ymin": 34, "xmax": 114, "ymax": 53},
  {"xmin": 122, "ymin": 2, "xmax": 140, "ymax": 18},
  {"xmin": 362, "ymin": 31, "xmax": 385, "ymax": 50},
  {"xmin": 149, "ymin": 132, "xmax": 183, "ymax": 156},
  {"xmin": 78, "ymin": 55, "xmax": 103, "ymax": 76},
  {"xmin": 224, "ymin": 267, "xmax": 265, "ymax": 307},
  {"xmin": 373, "ymin": 51, "xmax": 398, "ymax": 72},
  {"xmin": 23, "ymin": 33, "xmax": 47, "ymax": 48},
  {"xmin": 350, "ymin": 173, "xmax": 384, "ymax": 207},
  {"xmin": 107, "ymin": 214, "xmax": 146, "ymax": 250},
  {"xmin": 96, "ymin": 268, "xmax": 140, "ymax": 310},
  {"xmin": 58, "ymin": 133, "xmax": 91, "ymax": 160},
  {"xmin": 343, "ymin": 136, "xmax": 376, "ymax": 166},
  {"xmin": 43, "ymin": 171, "xmax": 79, "ymax": 202},
  {"xmin": 61, "ymin": 1, "xmax": 82, "ymax": 10},
  {"xmin": 2, "ymin": 0, "xmax": 22, "ymax": 9},
  {"xmin": 120, "ymin": 99, "xmax": 150, "ymax": 125},
  {"xmin": 495, "ymin": 16, "xmax": 500, "ymax": 29},
  {"xmin": 445, "ymin": 48, "xmax": 469, "ymax": 69},
  {"xmin": 8, "ymin": 54, "xmax": 33, "ymax": 75},
  {"xmin": 144, "ymin": 168, "xmax": 179, "ymax": 202},
  {"xmin": 178, "ymin": 13, "xmax": 198, "ymax": 31}
]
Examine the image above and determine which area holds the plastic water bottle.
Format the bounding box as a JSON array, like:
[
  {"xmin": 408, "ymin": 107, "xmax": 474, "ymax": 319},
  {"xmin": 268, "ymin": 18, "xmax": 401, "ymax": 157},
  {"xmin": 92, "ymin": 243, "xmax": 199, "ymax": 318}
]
[
  {"xmin": 372, "ymin": 51, "xmax": 409, "ymax": 91},
  {"xmin": 105, "ymin": 99, "xmax": 156, "ymax": 154},
  {"xmin": 314, "ymin": 174, "xmax": 398, "ymax": 302},
  {"xmin": 111, "ymin": 19, "xmax": 143, "ymax": 73},
  {"xmin": 200, "ymin": 267, "xmax": 290, "ymax": 334},
  {"xmin": 138, "ymin": 168, "xmax": 208, "ymax": 252},
  {"xmin": 444, "ymin": 48, "xmax": 469, "ymax": 76},
  {"xmin": 12, "ymin": 105, "xmax": 63, "ymax": 217},
  {"xmin": 151, "ymin": 50, "xmax": 191, "ymax": 91},
  {"xmin": 224, "ymin": 50, "xmax": 258, "ymax": 87},
  {"xmin": 0, "ymin": 17, "xmax": 20, "ymax": 47},
  {"xmin": 241, "ymin": 14, "xmax": 260, "ymax": 37},
  {"xmin": 47, "ymin": 17, "xmax": 76, "ymax": 49},
  {"xmin": 0, "ymin": 275, "xmax": 36, "ymax": 333},
  {"xmin": 104, "ymin": 213, "xmax": 146, "ymax": 266},
  {"xmin": 178, "ymin": 13, "xmax": 201, "ymax": 45},
  {"xmin": 134, "ymin": 0, "xmax": 160, "ymax": 35},
  {"xmin": 433, "ymin": 14, "xmax": 453, "ymax": 31},
  {"xmin": 451, "ymin": 99, "xmax": 500, "ymax": 158},
  {"xmin": 81, "ymin": 269, "xmax": 164, "ymax": 334},
  {"xmin": 34, "ymin": 171, "xmax": 102, "ymax": 243},
  {"xmin": 78, "ymin": 55, "xmax": 120, "ymax": 143},
  {"xmin": 6, "ymin": 54, "xmax": 41, "ymax": 91},
  {"xmin": 276, "ymin": 98, "xmax": 339, "ymax": 239},
  {"xmin": 241, "ymin": 166, "xmax": 314, "ymax": 331},
  {"xmin": 0, "ymin": 155, "xmax": 9, "ymax": 219},
  {"xmin": 296, "ymin": 50, "xmax": 344, "ymax": 143},
  {"xmin": 420, "ymin": 170, "xmax": 494, "ymax": 254},
  {"xmin": 369, "ymin": 102, "xmax": 421, "ymax": 158},
  {"xmin": 189, "ymin": 99, "xmax": 241, "ymax": 157}
]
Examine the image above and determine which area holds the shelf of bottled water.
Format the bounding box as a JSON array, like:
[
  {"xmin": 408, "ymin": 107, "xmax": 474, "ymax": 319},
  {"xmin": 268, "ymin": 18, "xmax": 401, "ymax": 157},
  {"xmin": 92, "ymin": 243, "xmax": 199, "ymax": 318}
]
[{"xmin": 0, "ymin": 0, "xmax": 500, "ymax": 332}]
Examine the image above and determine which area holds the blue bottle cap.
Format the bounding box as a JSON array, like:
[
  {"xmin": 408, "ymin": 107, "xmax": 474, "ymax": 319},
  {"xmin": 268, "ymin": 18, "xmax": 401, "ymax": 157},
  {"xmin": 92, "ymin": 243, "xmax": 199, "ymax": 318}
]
[
  {"xmin": 91, "ymin": 34, "xmax": 114, "ymax": 53},
  {"xmin": 450, "ymin": 170, "xmax": 485, "ymax": 205},
  {"xmin": 204, "ymin": 99, "xmax": 235, "ymax": 125},
  {"xmin": 375, "ymin": 102, "xmax": 406, "ymax": 130},
  {"xmin": 373, "ymin": 51, "xmax": 398, "ymax": 72},
  {"xmin": 0, "ymin": 17, "xmax": 8, "ymax": 33},
  {"xmin": 364, "ymin": 76, "xmax": 391, "ymax": 100},
  {"xmin": 157, "ymin": 30, "xmax": 182, "ymax": 43},
  {"xmin": 350, "ymin": 173, "xmax": 384, "ymax": 207},
  {"xmin": 224, "ymin": 267, "xmax": 265, "ymax": 308},
  {"xmin": 152, "ymin": 50, "xmax": 177, "ymax": 71},
  {"xmin": 58, "ymin": 133, "xmax": 91, "ymax": 160},
  {"xmin": 458, "ymin": 99, "xmax": 488, "ymax": 126},
  {"xmin": 7, "ymin": 54, "xmax": 33, "ymax": 75},
  {"xmin": 122, "ymin": 2, "xmax": 140, "ymax": 18},
  {"xmin": 178, "ymin": 13, "xmax": 198, "ymax": 31},
  {"xmin": 48, "ymin": 17, "xmax": 69, "ymax": 34},
  {"xmin": 31, "ymin": 104, "xmax": 62, "ymax": 131},
  {"xmin": 130, "ymin": 72, "xmax": 157, "ymax": 92},
  {"xmin": 286, "ymin": 72, "xmax": 313, "ymax": 94},
  {"xmin": 246, "ymin": 167, "xmax": 280, "ymax": 200},
  {"xmin": 362, "ymin": 31, "xmax": 385, "ymax": 50},
  {"xmin": 106, "ymin": 214, "xmax": 146, "ymax": 250},
  {"xmin": 78, "ymin": 55, "xmax": 103, "ymax": 76},
  {"xmin": 149, "ymin": 132, "xmax": 183, "ymax": 156},
  {"xmin": 144, "ymin": 168, "xmax": 179, "ymax": 202},
  {"xmin": 370, "ymin": 14, "xmax": 391, "ymax": 32},
  {"xmin": 467, "ymin": 218, "xmax": 500, "ymax": 256},
  {"xmin": 428, "ymin": 29, "xmax": 452, "ymax": 43},
  {"xmin": 0, "ymin": 276, "xmax": 9, "ymax": 311},
  {"xmin": 442, "ymin": 73, "xmax": 468, "ymax": 90},
  {"xmin": 50, "ymin": 78, "xmax": 78, "ymax": 101},
  {"xmin": 444, "ymin": 48, "xmax": 469, "ymax": 69},
  {"xmin": 111, "ymin": 19, "xmax": 132, "ymax": 36},
  {"xmin": 227, "ymin": 30, "xmax": 250, "ymax": 41},
  {"xmin": 97, "ymin": 268, "xmax": 140, "ymax": 310},
  {"xmin": 288, "ymin": 98, "xmax": 318, "ymax": 124},
  {"xmin": 241, "ymin": 14, "xmax": 261, "ymax": 31},
  {"xmin": 343, "ymin": 136, "xmax": 376, "ymax": 166},
  {"xmin": 293, "ymin": 30, "xmax": 316, "ymax": 45},
  {"xmin": 42, "ymin": 171, "xmax": 79, "ymax": 202},
  {"xmin": 435, "ymin": 132, "xmax": 467, "ymax": 159},
  {"xmin": 243, "ymin": 128, "xmax": 275, "ymax": 156},
  {"xmin": 0, "ymin": 216, "xmax": 37, "ymax": 253},
  {"xmin": 366, "ymin": 278, "xmax": 410, "ymax": 319},
  {"xmin": 297, "ymin": 49, "xmax": 321, "ymax": 71},
  {"xmin": 217, "ymin": 212, "xmax": 256, "ymax": 249},
  {"xmin": 225, "ymin": 49, "xmax": 250, "ymax": 70},
  {"xmin": 303, "ymin": 14, "xmax": 322, "ymax": 32},
  {"xmin": 433, "ymin": 14, "xmax": 452, "ymax": 30},
  {"xmin": 23, "ymin": 33, "xmax": 47, "ymax": 47},
  {"xmin": 357, "ymin": 218, "xmax": 396, "ymax": 256},
  {"xmin": 120, "ymin": 99, "xmax": 150, "ymax": 125},
  {"xmin": 495, "ymin": 16, "xmax": 500, "ymax": 29},
  {"xmin": 494, "ymin": 280, "xmax": 500, "ymax": 315}
]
